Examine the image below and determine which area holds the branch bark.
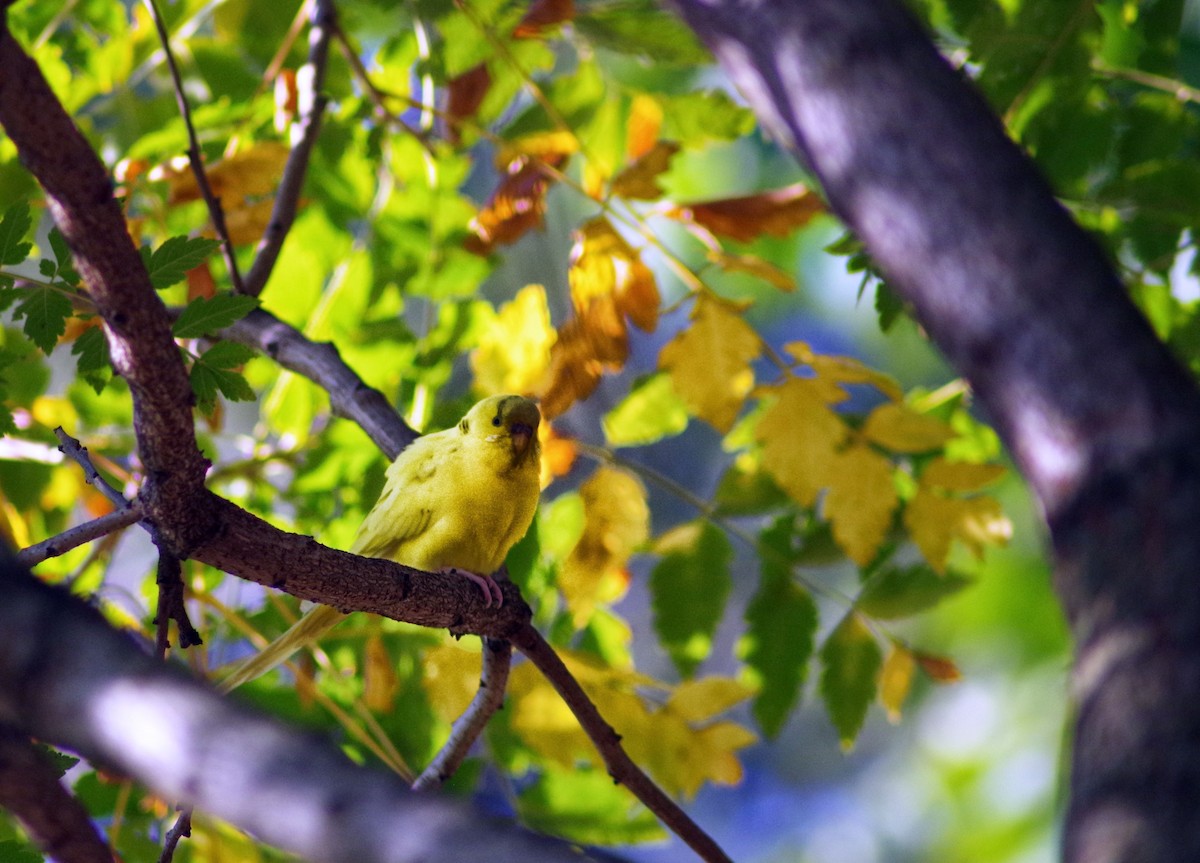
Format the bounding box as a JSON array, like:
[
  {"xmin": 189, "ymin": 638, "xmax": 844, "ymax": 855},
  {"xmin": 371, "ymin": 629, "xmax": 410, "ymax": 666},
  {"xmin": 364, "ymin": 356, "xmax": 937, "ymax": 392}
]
[
  {"xmin": 0, "ymin": 550, "xmax": 601, "ymax": 863},
  {"xmin": 668, "ymin": 1, "xmax": 1200, "ymax": 861}
]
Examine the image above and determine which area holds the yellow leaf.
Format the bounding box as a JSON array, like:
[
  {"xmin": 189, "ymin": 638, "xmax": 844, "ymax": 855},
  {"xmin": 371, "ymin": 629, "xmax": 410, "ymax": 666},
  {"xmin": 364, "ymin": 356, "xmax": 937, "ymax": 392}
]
[
  {"xmin": 879, "ymin": 643, "xmax": 916, "ymax": 723},
  {"xmin": 569, "ymin": 217, "xmax": 659, "ymax": 332},
  {"xmin": 164, "ymin": 142, "xmax": 290, "ymax": 204},
  {"xmin": 862, "ymin": 402, "xmax": 955, "ymax": 453},
  {"xmin": 611, "ymin": 140, "xmax": 680, "ymax": 200},
  {"xmin": 823, "ymin": 443, "xmax": 898, "ymax": 566},
  {"xmin": 471, "ymin": 284, "xmax": 555, "ymax": 397},
  {"xmin": 421, "ymin": 643, "xmax": 481, "ymax": 723},
  {"xmin": 539, "ymin": 296, "xmax": 628, "ymax": 420},
  {"xmin": 363, "ymin": 632, "xmax": 397, "ymax": 713},
  {"xmin": 921, "ymin": 457, "xmax": 1006, "ymax": 491},
  {"xmin": 509, "ymin": 661, "xmax": 597, "ymax": 767},
  {"xmin": 559, "ymin": 467, "xmax": 649, "ymax": 625},
  {"xmin": 905, "ymin": 487, "xmax": 1011, "ymax": 572},
  {"xmin": 786, "ymin": 341, "xmax": 902, "ymax": 401},
  {"xmin": 626, "ymin": 94, "xmax": 663, "ymax": 159},
  {"xmin": 755, "ymin": 377, "xmax": 847, "ymax": 506},
  {"xmin": 659, "ymin": 295, "xmax": 760, "ymax": 432},
  {"xmin": 666, "ymin": 677, "xmax": 755, "ymax": 723}
]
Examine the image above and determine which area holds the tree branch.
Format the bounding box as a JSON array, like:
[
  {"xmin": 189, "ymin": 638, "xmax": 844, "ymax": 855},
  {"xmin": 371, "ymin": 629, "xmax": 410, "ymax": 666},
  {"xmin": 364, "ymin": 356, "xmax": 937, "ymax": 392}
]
[
  {"xmin": 144, "ymin": 0, "xmax": 245, "ymax": 293},
  {"xmin": 221, "ymin": 309, "xmax": 416, "ymax": 458},
  {"xmin": 242, "ymin": 0, "xmax": 333, "ymax": 296},
  {"xmin": 15, "ymin": 503, "xmax": 143, "ymax": 567},
  {"xmin": 0, "ymin": 21, "xmax": 212, "ymax": 554},
  {"xmin": 0, "ymin": 727, "xmax": 114, "ymax": 863},
  {"xmin": 0, "ymin": 549, "xmax": 605, "ymax": 863},
  {"xmin": 413, "ymin": 637, "xmax": 511, "ymax": 791},
  {"xmin": 510, "ymin": 626, "xmax": 731, "ymax": 863},
  {"xmin": 667, "ymin": 1, "xmax": 1200, "ymax": 860}
]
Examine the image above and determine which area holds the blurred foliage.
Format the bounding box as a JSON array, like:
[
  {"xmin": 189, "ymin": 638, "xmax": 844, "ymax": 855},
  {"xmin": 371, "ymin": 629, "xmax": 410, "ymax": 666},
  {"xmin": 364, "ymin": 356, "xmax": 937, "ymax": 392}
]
[{"xmin": 1, "ymin": 0, "xmax": 1193, "ymax": 860}]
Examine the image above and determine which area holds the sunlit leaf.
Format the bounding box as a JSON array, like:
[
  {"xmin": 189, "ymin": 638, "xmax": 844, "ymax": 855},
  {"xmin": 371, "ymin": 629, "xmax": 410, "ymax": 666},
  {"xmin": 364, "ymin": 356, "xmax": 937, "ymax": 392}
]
[
  {"xmin": 559, "ymin": 466, "xmax": 649, "ymax": 625},
  {"xmin": 659, "ymin": 294, "xmax": 759, "ymax": 432},
  {"xmin": 862, "ymin": 402, "xmax": 955, "ymax": 453},
  {"xmin": 471, "ymin": 283, "xmax": 555, "ymax": 396},
  {"xmin": 880, "ymin": 643, "xmax": 917, "ymax": 723},
  {"xmin": 602, "ymin": 372, "xmax": 689, "ymax": 447},
  {"xmin": 755, "ymin": 376, "xmax": 847, "ymax": 507},
  {"xmin": 822, "ymin": 442, "xmax": 898, "ymax": 566},
  {"xmin": 611, "ymin": 140, "xmax": 680, "ymax": 200}
]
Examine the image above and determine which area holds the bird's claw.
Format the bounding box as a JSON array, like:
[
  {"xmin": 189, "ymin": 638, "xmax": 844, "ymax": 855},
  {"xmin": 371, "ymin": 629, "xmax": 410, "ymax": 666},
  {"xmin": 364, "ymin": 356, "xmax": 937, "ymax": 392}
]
[{"xmin": 444, "ymin": 567, "xmax": 504, "ymax": 608}]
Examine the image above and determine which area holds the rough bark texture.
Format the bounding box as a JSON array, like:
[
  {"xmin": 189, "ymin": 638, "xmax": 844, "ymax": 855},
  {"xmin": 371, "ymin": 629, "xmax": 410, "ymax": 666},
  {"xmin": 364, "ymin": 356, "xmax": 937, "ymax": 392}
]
[{"xmin": 669, "ymin": 0, "xmax": 1200, "ymax": 861}]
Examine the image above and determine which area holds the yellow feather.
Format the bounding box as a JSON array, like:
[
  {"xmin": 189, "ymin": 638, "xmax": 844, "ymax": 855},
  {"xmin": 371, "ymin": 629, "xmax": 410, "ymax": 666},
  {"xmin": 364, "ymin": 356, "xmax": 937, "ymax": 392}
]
[{"xmin": 218, "ymin": 395, "xmax": 541, "ymax": 693}]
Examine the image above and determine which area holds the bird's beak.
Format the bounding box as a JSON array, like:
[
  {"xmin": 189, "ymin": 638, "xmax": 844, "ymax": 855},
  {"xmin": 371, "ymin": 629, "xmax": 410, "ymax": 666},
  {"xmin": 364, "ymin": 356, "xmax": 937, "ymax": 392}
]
[{"xmin": 510, "ymin": 422, "xmax": 534, "ymax": 458}]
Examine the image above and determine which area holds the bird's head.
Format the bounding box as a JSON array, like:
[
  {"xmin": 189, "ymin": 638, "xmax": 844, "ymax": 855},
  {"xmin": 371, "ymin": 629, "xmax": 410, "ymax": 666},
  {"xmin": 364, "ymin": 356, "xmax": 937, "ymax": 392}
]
[{"xmin": 461, "ymin": 395, "xmax": 541, "ymax": 465}]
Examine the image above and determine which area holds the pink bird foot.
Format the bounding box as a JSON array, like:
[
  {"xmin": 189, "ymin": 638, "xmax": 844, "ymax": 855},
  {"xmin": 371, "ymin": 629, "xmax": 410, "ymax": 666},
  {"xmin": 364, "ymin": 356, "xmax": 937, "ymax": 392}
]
[{"xmin": 441, "ymin": 567, "xmax": 504, "ymax": 608}]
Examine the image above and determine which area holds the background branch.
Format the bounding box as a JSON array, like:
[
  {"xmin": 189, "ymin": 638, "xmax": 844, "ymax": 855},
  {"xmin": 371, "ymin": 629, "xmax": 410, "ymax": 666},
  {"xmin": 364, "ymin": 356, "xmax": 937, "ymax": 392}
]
[
  {"xmin": 15, "ymin": 504, "xmax": 143, "ymax": 567},
  {"xmin": 242, "ymin": 0, "xmax": 334, "ymax": 296},
  {"xmin": 0, "ymin": 549, "xmax": 606, "ymax": 863}
]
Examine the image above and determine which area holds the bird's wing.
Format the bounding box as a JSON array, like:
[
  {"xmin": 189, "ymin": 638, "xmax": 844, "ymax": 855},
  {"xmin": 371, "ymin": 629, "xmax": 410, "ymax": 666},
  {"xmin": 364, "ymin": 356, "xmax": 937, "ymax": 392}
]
[{"xmin": 350, "ymin": 431, "xmax": 458, "ymax": 561}]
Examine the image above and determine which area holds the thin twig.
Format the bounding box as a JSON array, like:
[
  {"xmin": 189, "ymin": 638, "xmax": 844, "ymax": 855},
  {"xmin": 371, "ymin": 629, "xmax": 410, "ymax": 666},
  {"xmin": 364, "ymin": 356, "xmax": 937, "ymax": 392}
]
[
  {"xmin": 154, "ymin": 544, "xmax": 201, "ymax": 656},
  {"xmin": 158, "ymin": 807, "xmax": 192, "ymax": 863},
  {"xmin": 53, "ymin": 427, "xmax": 132, "ymax": 510},
  {"xmin": 16, "ymin": 503, "xmax": 144, "ymax": 567},
  {"xmin": 412, "ymin": 637, "xmax": 511, "ymax": 790},
  {"xmin": 242, "ymin": 0, "xmax": 334, "ymax": 296},
  {"xmin": 511, "ymin": 625, "xmax": 733, "ymax": 863},
  {"xmin": 144, "ymin": 0, "xmax": 245, "ymax": 293}
]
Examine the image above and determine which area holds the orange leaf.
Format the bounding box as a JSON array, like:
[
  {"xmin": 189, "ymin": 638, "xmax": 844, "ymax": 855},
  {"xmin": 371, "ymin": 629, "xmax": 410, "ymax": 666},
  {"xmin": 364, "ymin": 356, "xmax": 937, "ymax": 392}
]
[
  {"xmin": 363, "ymin": 633, "xmax": 397, "ymax": 713},
  {"xmin": 916, "ymin": 653, "xmax": 962, "ymax": 684},
  {"xmin": 673, "ymin": 183, "xmax": 824, "ymax": 243},
  {"xmin": 186, "ymin": 261, "xmax": 218, "ymax": 301},
  {"xmin": 274, "ymin": 68, "xmax": 298, "ymax": 133},
  {"xmin": 570, "ymin": 217, "xmax": 659, "ymax": 331},
  {"xmin": 539, "ymin": 298, "xmax": 628, "ymax": 419},
  {"xmin": 540, "ymin": 424, "xmax": 578, "ymax": 484},
  {"xmin": 465, "ymin": 154, "xmax": 565, "ymax": 255},
  {"xmin": 514, "ymin": 0, "xmax": 575, "ymax": 37},
  {"xmin": 611, "ymin": 140, "xmax": 680, "ymax": 201},
  {"xmin": 627, "ymin": 94, "xmax": 663, "ymax": 160}
]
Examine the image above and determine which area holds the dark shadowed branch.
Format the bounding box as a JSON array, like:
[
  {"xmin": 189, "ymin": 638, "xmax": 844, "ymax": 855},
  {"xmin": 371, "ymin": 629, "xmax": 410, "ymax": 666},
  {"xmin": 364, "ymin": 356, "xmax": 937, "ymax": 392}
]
[{"xmin": 669, "ymin": 1, "xmax": 1200, "ymax": 861}]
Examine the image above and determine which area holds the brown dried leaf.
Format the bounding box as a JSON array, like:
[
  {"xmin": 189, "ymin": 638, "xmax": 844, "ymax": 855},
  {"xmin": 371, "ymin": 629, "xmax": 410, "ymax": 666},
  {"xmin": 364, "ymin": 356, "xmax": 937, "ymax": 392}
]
[
  {"xmin": 447, "ymin": 63, "xmax": 491, "ymax": 141},
  {"xmin": 466, "ymin": 153, "xmax": 567, "ymax": 255},
  {"xmin": 514, "ymin": 0, "xmax": 575, "ymax": 37},
  {"xmin": 611, "ymin": 140, "xmax": 680, "ymax": 201},
  {"xmin": 539, "ymin": 297, "xmax": 629, "ymax": 420},
  {"xmin": 674, "ymin": 183, "xmax": 824, "ymax": 243}
]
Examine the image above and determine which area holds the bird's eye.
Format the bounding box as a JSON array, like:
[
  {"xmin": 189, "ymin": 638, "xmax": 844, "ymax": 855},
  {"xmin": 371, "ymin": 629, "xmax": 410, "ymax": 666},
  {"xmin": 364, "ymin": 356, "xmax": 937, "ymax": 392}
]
[
  {"xmin": 459, "ymin": 419, "xmax": 469, "ymax": 433},
  {"xmin": 492, "ymin": 416, "xmax": 501, "ymax": 426}
]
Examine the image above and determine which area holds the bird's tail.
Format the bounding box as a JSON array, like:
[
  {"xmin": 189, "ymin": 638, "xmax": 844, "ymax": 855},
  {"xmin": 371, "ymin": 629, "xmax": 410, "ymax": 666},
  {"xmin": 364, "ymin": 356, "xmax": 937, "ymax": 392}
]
[{"xmin": 216, "ymin": 604, "xmax": 348, "ymax": 694}]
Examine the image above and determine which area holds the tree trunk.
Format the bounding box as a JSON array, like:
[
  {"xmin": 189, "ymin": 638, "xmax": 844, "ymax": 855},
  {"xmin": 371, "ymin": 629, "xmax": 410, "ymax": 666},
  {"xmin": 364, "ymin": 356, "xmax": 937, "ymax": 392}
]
[{"xmin": 670, "ymin": 0, "xmax": 1200, "ymax": 860}]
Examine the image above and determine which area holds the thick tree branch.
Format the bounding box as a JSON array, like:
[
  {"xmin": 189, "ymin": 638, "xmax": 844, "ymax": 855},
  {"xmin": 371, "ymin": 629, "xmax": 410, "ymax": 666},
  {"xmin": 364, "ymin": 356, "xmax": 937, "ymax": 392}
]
[
  {"xmin": 0, "ymin": 727, "xmax": 114, "ymax": 863},
  {"xmin": 0, "ymin": 549, "xmax": 602, "ymax": 863},
  {"xmin": 668, "ymin": 1, "xmax": 1200, "ymax": 861},
  {"xmin": 0, "ymin": 21, "xmax": 212, "ymax": 554}
]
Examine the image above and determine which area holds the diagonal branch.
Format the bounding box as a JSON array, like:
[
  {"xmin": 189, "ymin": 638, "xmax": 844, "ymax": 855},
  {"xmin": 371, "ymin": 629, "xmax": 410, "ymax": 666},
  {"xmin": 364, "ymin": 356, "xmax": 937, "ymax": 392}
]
[
  {"xmin": 144, "ymin": 0, "xmax": 245, "ymax": 294},
  {"xmin": 16, "ymin": 503, "xmax": 143, "ymax": 567},
  {"xmin": 242, "ymin": 0, "xmax": 334, "ymax": 296}
]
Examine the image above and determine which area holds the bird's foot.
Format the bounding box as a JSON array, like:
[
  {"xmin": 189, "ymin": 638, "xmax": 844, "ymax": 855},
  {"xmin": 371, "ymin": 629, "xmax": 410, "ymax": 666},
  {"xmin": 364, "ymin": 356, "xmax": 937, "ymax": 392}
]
[{"xmin": 441, "ymin": 567, "xmax": 504, "ymax": 608}]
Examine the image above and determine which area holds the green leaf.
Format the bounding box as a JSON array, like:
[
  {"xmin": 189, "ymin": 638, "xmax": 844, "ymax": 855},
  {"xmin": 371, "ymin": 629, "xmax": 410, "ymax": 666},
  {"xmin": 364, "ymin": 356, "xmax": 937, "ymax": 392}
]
[
  {"xmin": 575, "ymin": 0, "xmax": 710, "ymax": 64},
  {"xmin": 819, "ymin": 612, "xmax": 883, "ymax": 749},
  {"xmin": 13, "ymin": 286, "xmax": 72, "ymax": 353},
  {"xmin": 0, "ymin": 203, "xmax": 32, "ymax": 265},
  {"xmin": 857, "ymin": 564, "xmax": 973, "ymax": 620},
  {"xmin": 0, "ymin": 840, "xmax": 43, "ymax": 863},
  {"xmin": 191, "ymin": 355, "xmax": 256, "ymax": 413},
  {"xmin": 650, "ymin": 521, "xmax": 733, "ymax": 678},
  {"xmin": 199, "ymin": 340, "xmax": 255, "ymax": 369},
  {"xmin": 172, "ymin": 294, "xmax": 258, "ymax": 338},
  {"xmin": 0, "ymin": 276, "xmax": 18, "ymax": 312},
  {"xmin": 739, "ymin": 515, "xmax": 818, "ymax": 738},
  {"xmin": 517, "ymin": 766, "xmax": 665, "ymax": 846},
  {"xmin": 41, "ymin": 228, "xmax": 80, "ymax": 286},
  {"xmin": 32, "ymin": 743, "xmax": 80, "ymax": 777},
  {"xmin": 145, "ymin": 236, "xmax": 222, "ymax": 289},
  {"xmin": 602, "ymin": 373, "xmax": 689, "ymax": 447},
  {"xmin": 70, "ymin": 325, "xmax": 111, "ymax": 393},
  {"xmin": 659, "ymin": 90, "xmax": 755, "ymax": 145}
]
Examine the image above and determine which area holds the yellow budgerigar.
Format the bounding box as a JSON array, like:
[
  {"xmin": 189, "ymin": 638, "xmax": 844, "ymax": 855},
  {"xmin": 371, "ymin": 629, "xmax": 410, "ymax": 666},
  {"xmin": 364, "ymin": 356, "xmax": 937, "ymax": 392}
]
[{"xmin": 218, "ymin": 394, "xmax": 541, "ymax": 693}]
